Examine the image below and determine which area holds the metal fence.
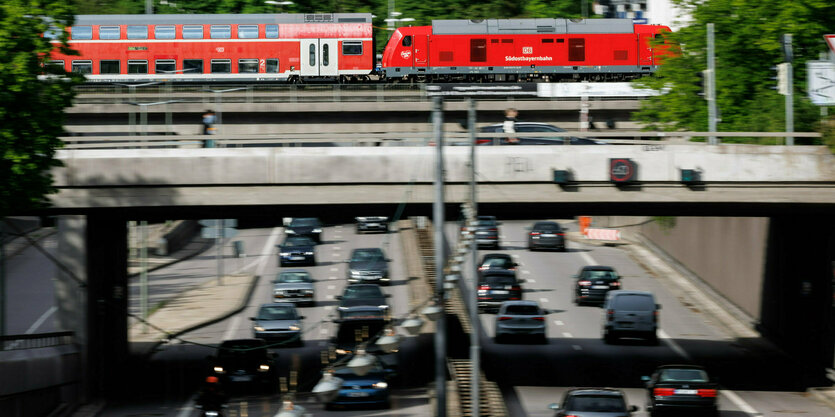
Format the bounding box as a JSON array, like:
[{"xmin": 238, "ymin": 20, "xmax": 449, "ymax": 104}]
[{"xmin": 0, "ymin": 331, "xmax": 75, "ymax": 351}]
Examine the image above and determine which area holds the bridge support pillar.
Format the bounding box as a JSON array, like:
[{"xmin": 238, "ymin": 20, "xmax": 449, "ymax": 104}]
[{"xmin": 55, "ymin": 215, "xmax": 128, "ymax": 399}]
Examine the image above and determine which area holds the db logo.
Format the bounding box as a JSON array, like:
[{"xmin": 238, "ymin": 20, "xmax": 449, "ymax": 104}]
[
  {"xmin": 215, "ymin": 47, "xmax": 225, "ymax": 53},
  {"xmin": 400, "ymin": 50, "xmax": 412, "ymax": 59},
  {"xmin": 522, "ymin": 47, "xmax": 533, "ymax": 54}
]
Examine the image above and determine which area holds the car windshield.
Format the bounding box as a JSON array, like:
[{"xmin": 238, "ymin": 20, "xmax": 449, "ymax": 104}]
[
  {"xmin": 483, "ymin": 275, "xmax": 516, "ymax": 286},
  {"xmin": 290, "ymin": 218, "xmax": 319, "ymax": 227},
  {"xmin": 482, "ymin": 258, "xmax": 513, "ymax": 269},
  {"xmin": 477, "ymin": 219, "xmax": 497, "ymax": 227},
  {"xmin": 217, "ymin": 341, "xmax": 267, "ymax": 358},
  {"xmin": 283, "ymin": 236, "xmax": 314, "ymax": 247},
  {"xmin": 340, "ymin": 309, "xmax": 386, "ymax": 319},
  {"xmin": 343, "ymin": 285, "xmax": 384, "ymax": 299},
  {"xmin": 257, "ymin": 306, "xmax": 297, "ymax": 320},
  {"xmin": 332, "ymin": 363, "xmax": 383, "ymax": 376},
  {"xmin": 277, "ymin": 272, "xmax": 311, "ymax": 283},
  {"xmin": 583, "ymin": 270, "xmax": 617, "ymax": 280},
  {"xmin": 613, "ymin": 294, "xmax": 655, "ymax": 310},
  {"xmin": 565, "ymin": 395, "xmax": 626, "ymax": 412},
  {"xmin": 534, "ymin": 223, "xmax": 561, "ymax": 231},
  {"xmin": 659, "ymin": 369, "xmax": 709, "ymax": 382},
  {"xmin": 504, "ymin": 305, "xmax": 539, "ymax": 315},
  {"xmin": 352, "ymin": 249, "xmax": 384, "ymax": 262}
]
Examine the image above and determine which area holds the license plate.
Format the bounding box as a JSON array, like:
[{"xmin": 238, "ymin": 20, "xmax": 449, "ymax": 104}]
[
  {"xmin": 592, "ymin": 285, "xmax": 609, "ymax": 289},
  {"xmin": 674, "ymin": 389, "xmax": 698, "ymax": 395},
  {"xmin": 231, "ymin": 375, "xmax": 252, "ymax": 382},
  {"xmin": 348, "ymin": 392, "xmax": 370, "ymax": 397},
  {"xmin": 291, "ymin": 256, "xmax": 305, "ymax": 260},
  {"xmin": 492, "ymin": 290, "xmax": 509, "ymax": 295},
  {"xmin": 366, "ymin": 223, "xmax": 379, "ymax": 227},
  {"xmin": 542, "ymin": 233, "xmax": 556, "ymax": 237}
]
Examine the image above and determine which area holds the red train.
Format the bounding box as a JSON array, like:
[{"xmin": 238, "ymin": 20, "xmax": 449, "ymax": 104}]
[{"xmin": 48, "ymin": 13, "xmax": 671, "ymax": 83}]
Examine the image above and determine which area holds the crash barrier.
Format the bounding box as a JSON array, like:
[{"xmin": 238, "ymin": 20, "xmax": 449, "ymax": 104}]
[{"xmin": 585, "ymin": 228, "xmax": 621, "ymax": 241}]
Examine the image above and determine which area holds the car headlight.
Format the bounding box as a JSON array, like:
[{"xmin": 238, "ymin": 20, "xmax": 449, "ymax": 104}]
[
  {"xmin": 274, "ymin": 290, "xmax": 285, "ymax": 296},
  {"xmin": 303, "ymin": 289, "xmax": 314, "ymax": 294},
  {"xmin": 286, "ymin": 230, "xmax": 295, "ymax": 234},
  {"xmin": 378, "ymin": 305, "xmax": 389, "ymax": 309},
  {"xmin": 350, "ymin": 269, "xmax": 360, "ymax": 277},
  {"xmin": 258, "ymin": 364, "xmax": 270, "ymax": 372},
  {"xmin": 372, "ymin": 382, "xmax": 388, "ymax": 389},
  {"xmin": 335, "ymin": 348, "xmax": 349, "ymax": 355},
  {"xmin": 280, "ymin": 252, "xmax": 290, "ymax": 256},
  {"xmin": 312, "ymin": 228, "xmax": 322, "ymax": 233},
  {"xmin": 304, "ymin": 251, "xmax": 314, "ymax": 255},
  {"xmin": 213, "ymin": 366, "xmax": 225, "ymax": 374},
  {"xmin": 337, "ymin": 306, "xmax": 348, "ymax": 311},
  {"xmin": 253, "ymin": 326, "xmax": 265, "ymax": 332},
  {"xmin": 289, "ymin": 325, "xmax": 300, "ymax": 331}
]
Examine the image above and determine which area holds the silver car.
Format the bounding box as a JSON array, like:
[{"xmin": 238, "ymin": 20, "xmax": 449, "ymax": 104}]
[
  {"xmin": 272, "ymin": 269, "xmax": 316, "ymax": 306},
  {"xmin": 494, "ymin": 300, "xmax": 547, "ymax": 344},
  {"xmin": 250, "ymin": 303, "xmax": 305, "ymax": 347}
]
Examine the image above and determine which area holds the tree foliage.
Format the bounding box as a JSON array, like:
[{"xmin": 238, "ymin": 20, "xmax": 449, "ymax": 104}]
[
  {"xmin": 634, "ymin": 0, "xmax": 835, "ymax": 144},
  {"xmin": 0, "ymin": 0, "xmax": 80, "ymax": 217}
]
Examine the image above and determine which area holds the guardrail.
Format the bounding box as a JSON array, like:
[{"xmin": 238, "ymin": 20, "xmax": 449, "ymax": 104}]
[
  {"xmin": 58, "ymin": 131, "xmax": 823, "ymax": 149},
  {"xmin": 0, "ymin": 331, "xmax": 75, "ymax": 351}
]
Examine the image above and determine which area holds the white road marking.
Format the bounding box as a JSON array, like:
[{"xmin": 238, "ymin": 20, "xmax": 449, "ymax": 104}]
[
  {"xmin": 324, "ymin": 306, "xmax": 334, "ymax": 311},
  {"xmin": 327, "ymin": 295, "xmax": 335, "ymax": 299},
  {"xmin": 333, "ymin": 246, "xmax": 341, "ymax": 250},
  {"xmin": 256, "ymin": 227, "xmax": 284, "ymax": 276},
  {"xmin": 554, "ymin": 320, "xmax": 564, "ymax": 326},
  {"xmin": 723, "ymin": 390, "xmax": 762, "ymax": 416},
  {"xmin": 329, "ymin": 276, "xmax": 337, "ymax": 280},
  {"xmin": 176, "ymin": 397, "xmax": 197, "ymax": 417},
  {"xmin": 332, "ymin": 252, "xmax": 341, "ymax": 257},
  {"xmin": 511, "ymin": 254, "xmax": 520, "ymax": 259},
  {"xmin": 25, "ymin": 306, "xmax": 57, "ymax": 334},
  {"xmin": 562, "ymin": 332, "xmax": 573, "ymax": 338},
  {"xmin": 222, "ymin": 315, "xmax": 242, "ymax": 341},
  {"xmin": 540, "ymin": 298, "xmax": 549, "ymax": 303},
  {"xmin": 335, "ymin": 226, "xmax": 343, "ymax": 229},
  {"xmin": 580, "ymin": 251, "xmax": 598, "ymax": 266},
  {"xmin": 572, "ymin": 345, "xmax": 583, "ymax": 351},
  {"xmin": 320, "ymin": 328, "xmax": 328, "ymax": 334},
  {"xmin": 330, "ymin": 268, "xmax": 338, "ymax": 272},
  {"xmin": 658, "ymin": 329, "xmax": 690, "ymax": 360},
  {"xmin": 327, "ymin": 285, "xmax": 336, "ymax": 290},
  {"xmin": 522, "ymin": 270, "xmax": 531, "ymax": 275},
  {"xmin": 526, "ymin": 278, "xmax": 536, "ymax": 283}
]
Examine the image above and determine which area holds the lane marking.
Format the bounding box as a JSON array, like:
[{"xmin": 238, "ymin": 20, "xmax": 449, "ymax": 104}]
[
  {"xmin": 333, "ymin": 246, "xmax": 341, "ymax": 250},
  {"xmin": 562, "ymin": 332, "xmax": 573, "ymax": 338},
  {"xmin": 580, "ymin": 251, "xmax": 598, "ymax": 266},
  {"xmin": 723, "ymin": 390, "xmax": 762, "ymax": 416},
  {"xmin": 329, "ymin": 276, "xmax": 337, "ymax": 280},
  {"xmin": 324, "ymin": 306, "xmax": 334, "ymax": 311},
  {"xmin": 320, "ymin": 328, "xmax": 328, "ymax": 334},
  {"xmin": 330, "ymin": 268, "xmax": 338, "ymax": 272},
  {"xmin": 255, "ymin": 227, "xmax": 284, "ymax": 276},
  {"xmin": 26, "ymin": 306, "xmax": 57, "ymax": 334},
  {"xmin": 327, "ymin": 285, "xmax": 336, "ymax": 290},
  {"xmin": 539, "ymin": 298, "xmax": 549, "ymax": 303},
  {"xmin": 658, "ymin": 329, "xmax": 690, "ymax": 360},
  {"xmin": 511, "ymin": 254, "xmax": 520, "ymax": 259},
  {"xmin": 554, "ymin": 320, "xmax": 564, "ymax": 326},
  {"xmin": 222, "ymin": 315, "xmax": 242, "ymax": 341},
  {"xmin": 526, "ymin": 278, "xmax": 536, "ymax": 283},
  {"xmin": 572, "ymin": 345, "xmax": 583, "ymax": 351},
  {"xmin": 335, "ymin": 225, "xmax": 342, "ymax": 229},
  {"xmin": 176, "ymin": 397, "xmax": 196, "ymax": 417},
  {"xmin": 522, "ymin": 270, "xmax": 531, "ymax": 275},
  {"xmin": 332, "ymin": 252, "xmax": 341, "ymax": 257}
]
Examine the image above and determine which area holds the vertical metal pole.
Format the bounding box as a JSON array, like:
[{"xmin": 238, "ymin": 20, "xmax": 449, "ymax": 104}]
[
  {"xmin": 216, "ymin": 220, "xmax": 223, "ymax": 286},
  {"xmin": 215, "ymin": 92, "xmax": 222, "ymax": 146},
  {"xmin": 432, "ymin": 96, "xmax": 447, "ymax": 417},
  {"xmin": 145, "ymin": 0, "xmax": 152, "ymax": 14},
  {"xmin": 140, "ymin": 221, "xmax": 148, "ymax": 333},
  {"xmin": 0, "ymin": 226, "xmax": 5, "ymax": 339},
  {"xmin": 467, "ymin": 98, "xmax": 480, "ymax": 417},
  {"xmin": 785, "ymin": 34, "xmax": 794, "ymax": 146},
  {"xmin": 581, "ymin": 0, "xmax": 588, "ymax": 19},
  {"xmin": 707, "ymin": 23, "xmax": 718, "ymax": 145}
]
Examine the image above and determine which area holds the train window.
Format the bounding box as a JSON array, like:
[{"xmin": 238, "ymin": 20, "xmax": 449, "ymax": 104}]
[
  {"xmin": 309, "ymin": 44, "xmax": 316, "ymax": 66},
  {"xmin": 568, "ymin": 38, "xmax": 585, "ymax": 61},
  {"xmin": 44, "ymin": 26, "xmax": 62, "ymax": 40},
  {"xmin": 127, "ymin": 60, "xmax": 148, "ymax": 74},
  {"xmin": 501, "ymin": 39, "xmax": 513, "ymax": 43},
  {"xmin": 542, "ymin": 39, "xmax": 554, "ymax": 43},
  {"xmin": 46, "ymin": 60, "xmax": 65, "ymax": 71},
  {"xmin": 155, "ymin": 60, "xmax": 176, "ymax": 74},
  {"xmin": 265, "ymin": 25, "xmax": 279, "ymax": 38},
  {"xmin": 556, "ymin": 38, "xmax": 564, "ymax": 43},
  {"xmin": 183, "ymin": 59, "xmax": 204, "ymax": 74},
  {"xmin": 342, "ymin": 41, "xmax": 362, "ymax": 55},
  {"xmin": 470, "ymin": 39, "xmax": 487, "ymax": 62},
  {"xmin": 183, "ymin": 25, "xmax": 203, "ymax": 39},
  {"xmin": 71, "ymin": 26, "xmax": 92, "ymax": 40},
  {"xmin": 266, "ymin": 59, "xmax": 279, "ymax": 73},
  {"xmin": 238, "ymin": 25, "xmax": 258, "ymax": 39},
  {"xmin": 127, "ymin": 25, "xmax": 148, "ymax": 40},
  {"xmin": 99, "ymin": 26, "xmax": 120, "ymax": 40},
  {"xmin": 238, "ymin": 59, "xmax": 258, "ymax": 73},
  {"xmin": 71, "ymin": 60, "xmax": 92, "ymax": 74},
  {"xmin": 155, "ymin": 26, "xmax": 175, "ymax": 39},
  {"xmin": 322, "ymin": 44, "xmax": 330, "ymax": 66},
  {"xmin": 211, "ymin": 59, "xmax": 231, "ymax": 73},
  {"xmin": 402, "ymin": 36, "xmax": 412, "ymax": 47},
  {"xmin": 100, "ymin": 60, "xmax": 120, "ymax": 74},
  {"xmin": 211, "ymin": 25, "xmax": 231, "ymax": 39}
]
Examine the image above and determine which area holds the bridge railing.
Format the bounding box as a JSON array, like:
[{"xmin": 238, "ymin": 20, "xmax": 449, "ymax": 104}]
[{"xmin": 0, "ymin": 331, "xmax": 75, "ymax": 351}]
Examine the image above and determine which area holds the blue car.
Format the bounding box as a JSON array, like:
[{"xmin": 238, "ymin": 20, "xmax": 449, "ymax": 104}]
[
  {"xmin": 325, "ymin": 356, "xmax": 394, "ymax": 410},
  {"xmin": 277, "ymin": 236, "xmax": 316, "ymax": 267}
]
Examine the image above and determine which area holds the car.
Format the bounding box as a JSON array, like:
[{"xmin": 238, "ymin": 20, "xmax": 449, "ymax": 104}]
[
  {"xmin": 494, "ymin": 300, "xmax": 547, "ymax": 344},
  {"xmin": 574, "ymin": 266, "xmax": 622, "ymax": 306},
  {"xmin": 250, "ymin": 303, "xmax": 305, "ymax": 346},
  {"xmin": 329, "ymin": 306, "xmax": 398, "ymax": 372},
  {"xmin": 548, "ymin": 388, "xmax": 639, "ymax": 416},
  {"xmin": 336, "ymin": 284, "xmax": 391, "ymax": 316},
  {"xmin": 347, "ymin": 248, "xmax": 391, "ymax": 285},
  {"xmin": 277, "ymin": 236, "xmax": 316, "ymax": 267},
  {"xmin": 209, "ymin": 339, "xmax": 276, "ymax": 389},
  {"xmin": 324, "ymin": 355, "xmax": 395, "ymax": 410},
  {"xmin": 478, "ymin": 253, "xmax": 518, "ymax": 273},
  {"xmin": 479, "ymin": 122, "xmax": 607, "ymax": 146},
  {"xmin": 272, "ymin": 269, "xmax": 315, "ymax": 306},
  {"xmin": 527, "ymin": 221, "xmax": 566, "ymax": 251},
  {"xmin": 284, "ymin": 217, "xmax": 323, "ymax": 243},
  {"xmin": 602, "ymin": 290, "xmax": 661, "ymax": 345},
  {"xmin": 477, "ymin": 270, "xmax": 523, "ymax": 312},
  {"xmin": 355, "ymin": 216, "xmax": 389, "ymax": 233},
  {"xmin": 642, "ymin": 365, "xmax": 719, "ymax": 417},
  {"xmin": 472, "ymin": 216, "xmax": 501, "ymax": 249}
]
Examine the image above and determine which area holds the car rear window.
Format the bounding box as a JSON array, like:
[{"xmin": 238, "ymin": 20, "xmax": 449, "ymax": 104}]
[
  {"xmin": 278, "ymin": 272, "xmax": 311, "ymax": 283},
  {"xmin": 534, "ymin": 223, "xmax": 561, "ymax": 231},
  {"xmin": 505, "ymin": 305, "xmax": 539, "ymax": 315},
  {"xmin": 477, "ymin": 220, "xmax": 497, "ymax": 227},
  {"xmin": 482, "ymin": 258, "xmax": 513, "ymax": 268},
  {"xmin": 566, "ymin": 395, "xmax": 626, "ymax": 412},
  {"xmin": 343, "ymin": 286, "xmax": 383, "ymax": 299},
  {"xmin": 483, "ymin": 275, "xmax": 516, "ymax": 286},
  {"xmin": 613, "ymin": 294, "xmax": 655, "ymax": 310},
  {"xmin": 290, "ymin": 218, "xmax": 319, "ymax": 227},
  {"xmin": 659, "ymin": 369, "xmax": 709, "ymax": 382},
  {"xmin": 584, "ymin": 270, "xmax": 617, "ymax": 280}
]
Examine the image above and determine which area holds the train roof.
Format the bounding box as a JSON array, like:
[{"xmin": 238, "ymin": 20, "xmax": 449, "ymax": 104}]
[
  {"xmin": 431, "ymin": 18, "xmax": 636, "ymax": 35},
  {"xmin": 74, "ymin": 13, "xmax": 372, "ymax": 26}
]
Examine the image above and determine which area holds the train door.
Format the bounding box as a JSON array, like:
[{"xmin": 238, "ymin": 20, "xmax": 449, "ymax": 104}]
[
  {"xmin": 413, "ymin": 35, "xmax": 428, "ymax": 67},
  {"xmin": 300, "ymin": 39, "xmax": 339, "ymax": 76}
]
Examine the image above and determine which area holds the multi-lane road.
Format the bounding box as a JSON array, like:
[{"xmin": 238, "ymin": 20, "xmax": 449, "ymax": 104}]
[{"xmin": 5, "ymin": 220, "xmax": 833, "ymax": 416}]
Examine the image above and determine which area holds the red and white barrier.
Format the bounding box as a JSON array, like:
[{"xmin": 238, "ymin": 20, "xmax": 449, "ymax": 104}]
[{"xmin": 585, "ymin": 228, "xmax": 621, "ymax": 241}]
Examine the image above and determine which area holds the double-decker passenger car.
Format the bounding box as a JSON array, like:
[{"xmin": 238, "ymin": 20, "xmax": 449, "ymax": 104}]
[
  {"xmin": 381, "ymin": 18, "xmax": 671, "ymax": 82},
  {"xmin": 48, "ymin": 13, "xmax": 374, "ymax": 83}
]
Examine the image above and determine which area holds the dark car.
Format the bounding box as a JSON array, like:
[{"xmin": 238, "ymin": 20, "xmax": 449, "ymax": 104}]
[
  {"xmin": 473, "ymin": 215, "xmax": 501, "ymax": 249},
  {"xmin": 478, "ymin": 253, "xmax": 518, "ymax": 273},
  {"xmin": 209, "ymin": 339, "xmax": 275, "ymax": 389},
  {"xmin": 329, "ymin": 306, "xmax": 398, "ymax": 372},
  {"xmin": 548, "ymin": 388, "xmax": 638, "ymax": 417},
  {"xmin": 642, "ymin": 365, "xmax": 719, "ymax": 417},
  {"xmin": 250, "ymin": 303, "xmax": 305, "ymax": 346},
  {"xmin": 347, "ymin": 248, "xmax": 391, "ymax": 285},
  {"xmin": 528, "ymin": 221, "xmax": 566, "ymax": 251},
  {"xmin": 355, "ymin": 216, "xmax": 389, "ymax": 234},
  {"xmin": 477, "ymin": 270, "xmax": 523, "ymax": 312},
  {"xmin": 479, "ymin": 122, "xmax": 607, "ymax": 146},
  {"xmin": 325, "ymin": 355, "xmax": 395, "ymax": 410},
  {"xmin": 284, "ymin": 217, "xmax": 323, "ymax": 243},
  {"xmin": 277, "ymin": 236, "xmax": 316, "ymax": 267},
  {"xmin": 272, "ymin": 269, "xmax": 315, "ymax": 306},
  {"xmin": 336, "ymin": 284, "xmax": 391, "ymax": 316},
  {"xmin": 574, "ymin": 266, "xmax": 622, "ymax": 305}
]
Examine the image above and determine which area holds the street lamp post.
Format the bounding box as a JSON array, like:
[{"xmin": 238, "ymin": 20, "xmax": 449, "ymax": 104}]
[{"xmin": 432, "ymin": 95, "xmax": 447, "ymax": 417}]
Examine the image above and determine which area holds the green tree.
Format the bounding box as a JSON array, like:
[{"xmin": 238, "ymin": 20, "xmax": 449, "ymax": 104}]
[
  {"xmin": 634, "ymin": 0, "xmax": 834, "ymax": 144},
  {"xmin": 0, "ymin": 0, "xmax": 80, "ymax": 217}
]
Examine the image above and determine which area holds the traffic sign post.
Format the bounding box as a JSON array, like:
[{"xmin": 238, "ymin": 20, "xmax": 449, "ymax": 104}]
[
  {"xmin": 807, "ymin": 61, "xmax": 835, "ymax": 106},
  {"xmin": 200, "ymin": 219, "xmax": 238, "ymax": 285}
]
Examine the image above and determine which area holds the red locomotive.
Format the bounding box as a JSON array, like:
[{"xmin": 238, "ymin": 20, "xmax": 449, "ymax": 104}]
[
  {"xmin": 381, "ymin": 18, "xmax": 671, "ymax": 82},
  {"xmin": 48, "ymin": 14, "xmax": 670, "ymax": 83},
  {"xmin": 48, "ymin": 13, "xmax": 375, "ymax": 83}
]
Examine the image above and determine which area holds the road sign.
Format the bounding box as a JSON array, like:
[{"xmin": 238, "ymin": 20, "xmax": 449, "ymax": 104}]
[
  {"xmin": 201, "ymin": 227, "xmax": 238, "ymax": 239},
  {"xmin": 807, "ymin": 61, "xmax": 835, "ymax": 105},
  {"xmin": 825, "ymin": 35, "xmax": 835, "ymax": 54},
  {"xmin": 199, "ymin": 219, "xmax": 237, "ymax": 228},
  {"xmin": 609, "ymin": 158, "xmax": 637, "ymax": 183}
]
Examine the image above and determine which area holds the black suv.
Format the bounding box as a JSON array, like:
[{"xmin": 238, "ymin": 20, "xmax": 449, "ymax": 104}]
[
  {"xmin": 548, "ymin": 388, "xmax": 638, "ymax": 416},
  {"xmin": 527, "ymin": 221, "xmax": 566, "ymax": 251},
  {"xmin": 477, "ymin": 270, "xmax": 523, "ymax": 312},
  {"xmin": 573, "ymin": 265, "xmax": 621, "ymax": 305},
  {"xmin": 285, "ymin": 217, "xmax": 323, "ymax": 243},
  {"xmin": 209, "ymin": 339, "xmax": 276, "ymax": 389},
  {"xmin": 642, "ymin": 365, "xmax": 719, "ymax": 417},
  {"xmin": 336, "ymin": 284, "xmax": 391, "ymax": 317}
]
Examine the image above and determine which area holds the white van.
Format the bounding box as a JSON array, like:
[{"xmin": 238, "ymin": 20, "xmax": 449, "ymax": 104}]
[{"xmin": 601, "ymin": 290, "xmax": 660, "ymax": 345}]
